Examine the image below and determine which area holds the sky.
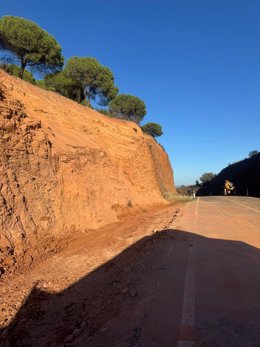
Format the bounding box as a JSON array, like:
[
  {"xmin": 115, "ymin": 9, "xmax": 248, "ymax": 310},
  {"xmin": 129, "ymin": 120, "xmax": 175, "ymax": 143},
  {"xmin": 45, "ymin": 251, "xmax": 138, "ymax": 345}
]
[{"xmin": 0, "ymin": 0, "xmax": 259, "ymax": 186}]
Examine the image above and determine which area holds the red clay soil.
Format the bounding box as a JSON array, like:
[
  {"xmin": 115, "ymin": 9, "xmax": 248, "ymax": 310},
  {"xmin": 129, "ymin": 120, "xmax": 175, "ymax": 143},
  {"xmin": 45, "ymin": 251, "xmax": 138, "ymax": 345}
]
[
  {"xmin": 0, "ymin": 70, "xmax": 176, "ymax": 276},
  {"xmin": 0, "ymin": 203, "xmax": 181, "ymax": 346}
]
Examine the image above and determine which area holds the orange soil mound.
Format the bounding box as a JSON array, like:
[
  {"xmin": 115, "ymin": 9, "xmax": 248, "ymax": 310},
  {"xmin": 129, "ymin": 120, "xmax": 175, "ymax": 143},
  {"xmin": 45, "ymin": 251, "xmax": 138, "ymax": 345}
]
[{"xmin": 0, "ymin": 70, "xmax": 176, "ymax": 274}]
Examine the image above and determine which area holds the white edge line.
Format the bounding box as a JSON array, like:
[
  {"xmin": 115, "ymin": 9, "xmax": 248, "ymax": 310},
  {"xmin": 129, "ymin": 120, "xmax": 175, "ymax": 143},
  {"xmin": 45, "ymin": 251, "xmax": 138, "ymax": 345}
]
[
  {"xmin": 227, "ymin": 198, "xmax": 260, "ymax": 213},
  {"xmin": 177, "ymin": 197, "xmax": 199, "ymax": 346}
]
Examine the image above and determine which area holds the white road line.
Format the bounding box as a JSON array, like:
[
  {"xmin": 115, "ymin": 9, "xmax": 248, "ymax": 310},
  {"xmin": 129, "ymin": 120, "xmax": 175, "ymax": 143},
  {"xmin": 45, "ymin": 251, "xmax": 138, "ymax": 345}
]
[
  {"xmin": 177, "ymin": 197, "xmax": 199, "ymax": 347},
  {"xmin": 177, "ymin": 341, "xmax": 195, "ymax": 347},
  {"xmin": 227, "ymin": 198, "xmax": 260, "ymax": 213},
  {"xmin": 193, "ymin": 197, "xmax": 199, "ymax": 229}
]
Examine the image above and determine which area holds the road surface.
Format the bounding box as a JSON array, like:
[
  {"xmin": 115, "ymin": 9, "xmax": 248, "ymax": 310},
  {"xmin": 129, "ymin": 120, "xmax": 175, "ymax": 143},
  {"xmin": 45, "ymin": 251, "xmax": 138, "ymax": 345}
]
[
  {"xmin": 85, "ymin": 196, "xmax": 260, "ymax": 347},
  {"xmin": 1, "ymin": 197, "xmax": 260, "ymax": 346}
]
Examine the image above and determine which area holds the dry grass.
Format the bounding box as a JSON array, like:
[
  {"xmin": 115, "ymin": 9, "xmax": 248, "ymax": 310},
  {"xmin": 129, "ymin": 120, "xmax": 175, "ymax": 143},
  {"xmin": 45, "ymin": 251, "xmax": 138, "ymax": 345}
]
[{"xmin": 163, "ymin": 192, "xmax": 195, "ymax": 203}]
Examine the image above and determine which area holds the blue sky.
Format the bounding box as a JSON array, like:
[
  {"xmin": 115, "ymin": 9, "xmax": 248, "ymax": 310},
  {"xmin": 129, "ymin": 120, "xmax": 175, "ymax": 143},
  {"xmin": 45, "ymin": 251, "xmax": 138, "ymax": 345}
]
[{"xmin": 1, "ymin": 0, "xmax": 259, "ymax": 186}]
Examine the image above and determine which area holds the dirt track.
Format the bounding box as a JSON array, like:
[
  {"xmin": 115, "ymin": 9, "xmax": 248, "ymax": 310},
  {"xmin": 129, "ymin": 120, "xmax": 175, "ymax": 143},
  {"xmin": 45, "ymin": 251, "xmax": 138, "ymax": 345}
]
[{"xmin": 1, "ymin": 197, "xmax": 260, "ymax": 346}]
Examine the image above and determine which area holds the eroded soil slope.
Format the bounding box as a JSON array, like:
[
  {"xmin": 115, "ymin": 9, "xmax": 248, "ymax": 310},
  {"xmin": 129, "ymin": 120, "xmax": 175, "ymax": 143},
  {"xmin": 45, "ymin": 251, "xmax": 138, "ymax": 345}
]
[{"xmin": 0, "ymin": 70, "xmax": 176, "ymax": 275}]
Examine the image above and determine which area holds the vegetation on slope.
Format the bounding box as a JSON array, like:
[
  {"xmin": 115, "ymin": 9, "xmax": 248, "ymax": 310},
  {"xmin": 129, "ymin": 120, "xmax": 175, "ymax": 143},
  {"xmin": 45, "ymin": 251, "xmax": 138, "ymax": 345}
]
[
  {"xmin": 0, "ymin": 15, "xmax": 163, "ymax": 134},
  {"xmin": 0, "ymin": 16, "xmax": 63, "ymax": 78}
]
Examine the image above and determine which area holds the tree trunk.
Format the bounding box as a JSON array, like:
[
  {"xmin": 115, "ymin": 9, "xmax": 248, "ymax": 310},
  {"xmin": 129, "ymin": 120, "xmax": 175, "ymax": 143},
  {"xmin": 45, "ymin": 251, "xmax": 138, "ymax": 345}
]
[
  {"xmin": 84, "ymin": 90, "xmax": 91, "ymax": 107},
  {"xmin": 75, "ymin": 88, "xmax": 81, "ymax": 103},
  {"xmin": 19, "ymin": 59, "xmax": 26, "ymax": 79}
]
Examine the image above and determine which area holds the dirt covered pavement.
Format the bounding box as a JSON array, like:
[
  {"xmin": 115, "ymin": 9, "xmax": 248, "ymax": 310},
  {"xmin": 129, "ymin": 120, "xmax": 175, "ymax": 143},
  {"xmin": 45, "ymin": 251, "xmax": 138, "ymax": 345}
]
[
  {"xmin": 0, "ymin": 203, "xmax": 181, "ymax": 346},
  {"xmin": 1, "ymin": 197, "xmax": 260, "ymax": 346}
]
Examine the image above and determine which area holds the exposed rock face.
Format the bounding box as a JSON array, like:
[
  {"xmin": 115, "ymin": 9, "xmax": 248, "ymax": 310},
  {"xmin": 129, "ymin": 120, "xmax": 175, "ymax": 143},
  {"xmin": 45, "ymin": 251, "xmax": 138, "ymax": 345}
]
[
  {"xmin": 197, "ymin": 154, "xmax": 260, "ymax": 197},
  {"xmin": 0, "ymin": 70, "xmax": 176, "ymax": 274}
]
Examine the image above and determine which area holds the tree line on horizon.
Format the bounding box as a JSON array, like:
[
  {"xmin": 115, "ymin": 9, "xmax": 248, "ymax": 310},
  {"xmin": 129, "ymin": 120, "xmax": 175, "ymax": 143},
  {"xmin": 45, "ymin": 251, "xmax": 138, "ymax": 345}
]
[{"xmin": 0, "ymin": 15, "xmax": 163, "ymax": 138}]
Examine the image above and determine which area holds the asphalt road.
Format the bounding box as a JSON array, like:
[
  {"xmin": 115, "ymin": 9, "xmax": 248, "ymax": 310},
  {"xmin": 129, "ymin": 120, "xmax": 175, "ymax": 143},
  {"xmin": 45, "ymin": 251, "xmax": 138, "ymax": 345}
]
[
  {"xmin": 86, "ymin": 196, "xmax": 260, "ymax": 347},
  {"xmin": 176, "ymin": 196, "xmax": 260, "ymax": 346}
]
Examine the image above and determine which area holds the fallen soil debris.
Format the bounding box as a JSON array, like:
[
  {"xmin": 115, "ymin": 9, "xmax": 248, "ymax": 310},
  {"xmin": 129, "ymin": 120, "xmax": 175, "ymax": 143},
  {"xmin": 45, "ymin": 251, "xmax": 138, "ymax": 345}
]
[{"xmin": 0, "ymin": 204, "xmax": 181, "ymax": 346}]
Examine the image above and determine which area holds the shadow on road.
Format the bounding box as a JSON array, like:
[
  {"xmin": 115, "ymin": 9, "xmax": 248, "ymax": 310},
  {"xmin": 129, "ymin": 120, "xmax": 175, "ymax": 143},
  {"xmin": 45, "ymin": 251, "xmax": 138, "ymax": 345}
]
[{"xmin": 1, "ymin": 229, "xmax": 260, "ymax": 346}]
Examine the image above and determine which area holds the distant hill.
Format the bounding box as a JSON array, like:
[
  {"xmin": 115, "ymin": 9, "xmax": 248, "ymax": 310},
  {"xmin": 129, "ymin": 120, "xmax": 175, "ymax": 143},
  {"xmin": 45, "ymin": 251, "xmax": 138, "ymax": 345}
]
[{"xmin": 197, "ymin": 153, "xmax": 260, "ymax": 197}]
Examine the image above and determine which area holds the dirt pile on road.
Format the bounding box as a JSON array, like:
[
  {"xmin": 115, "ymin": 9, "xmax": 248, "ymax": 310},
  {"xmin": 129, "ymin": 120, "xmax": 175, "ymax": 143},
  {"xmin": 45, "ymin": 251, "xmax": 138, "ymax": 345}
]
[
  {"xmin": 0, "ymin": 204, "xmax": 180, "ymax": 345},
  {"xmin": 0, "ymin": 70, "xmax": 176, "ymax": 275},
  {"xmin": 197, "ymin": 153, "xmax": 260, "ymax": 197}
]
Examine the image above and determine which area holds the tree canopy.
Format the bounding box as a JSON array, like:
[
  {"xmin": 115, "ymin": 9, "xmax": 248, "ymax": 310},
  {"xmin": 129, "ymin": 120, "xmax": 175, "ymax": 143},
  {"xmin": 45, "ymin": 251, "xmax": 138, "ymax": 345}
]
[
  {"xmin": 199, "ymin": 172, "xmax": 216, "ymax": 184},
  {"xmin": 249, "ymin": 150, "xmax": 259, "ymax": 158},
  {"xmin": 0, "ymin": 16, "xmax": 163, "ymax": 139},
  {"xmin": 109, "ymin": 94, "xmax": 146, "ymax": 124},
  {"xmin": 0, "ymin": 16, "xmax": 64, "ymax": 78},
  {"xmin": 195, "ymin": 180, "xmax": 200, "ymax": 187},
  {"xmin": 62, "ymin": 57, "xmax": 118, "ymax": 106},
  {"xmin": 141, "ymin": 122, "xmax": 163, "ymax": 137},
  {"xmin": 43, "ymin": 71, "xmax": 75, "ymax": 94}
]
